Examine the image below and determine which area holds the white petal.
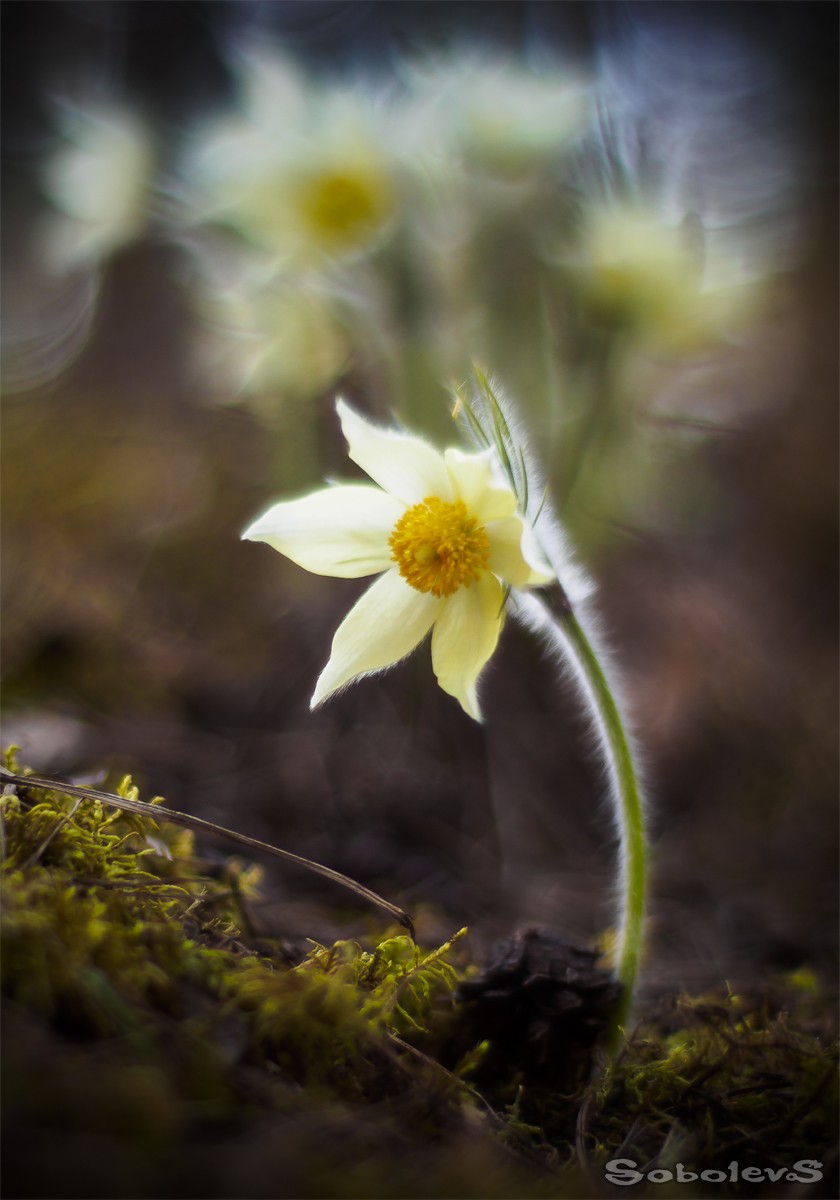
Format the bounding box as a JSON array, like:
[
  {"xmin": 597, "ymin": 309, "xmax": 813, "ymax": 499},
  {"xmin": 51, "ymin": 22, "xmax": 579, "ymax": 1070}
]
[
  {"xmin": 336, "ymin": 399, "xmax": 453, "ymax": 505},
  {"xmin": 486, "ymin": 516, "xmax": 554, "ymax": 588},
  {"xmin": 311, "ymin": 569, "xmax": 441, "ymax": 707},
  {"xmin": 242, "ymin": 485, "xmax": 402, "ymax": 578},
  {"xmin": 431, "ymin": 573, "xmax": 504, "ymax": 721},
  {"xmin": 444, "ymin": 447, "xmax": 517, "ymax": 521}
]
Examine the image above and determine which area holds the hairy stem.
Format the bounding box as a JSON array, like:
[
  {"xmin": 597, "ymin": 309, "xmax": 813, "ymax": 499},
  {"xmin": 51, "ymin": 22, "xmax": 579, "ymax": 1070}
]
[{"xmin": 512, "ymin": 588, "xmax": 647, "ymax": 1045}]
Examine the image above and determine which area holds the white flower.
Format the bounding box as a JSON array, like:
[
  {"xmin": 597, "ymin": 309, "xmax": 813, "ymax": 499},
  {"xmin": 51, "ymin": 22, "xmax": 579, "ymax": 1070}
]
[
  {"xmin": 181, "ymin": 48, "xmax": 397, "ymax": 264},
  {"xmin": 578, "ymin": 204, "xmax": 759, "ymax": 351},
  {"xmin": 406, "ymin": 57, "xmax": 588, "ymax": 178},
  {"xmin": 192, "ymin": 266, "xmax": 349, "ymax": 402},
  {"xmin": 243, "ymin": 400, "xmax": 553, "ymax": 720},
  {"xmin": 41, "ymin": 103, "xmax": 154, "ymax": 270}
]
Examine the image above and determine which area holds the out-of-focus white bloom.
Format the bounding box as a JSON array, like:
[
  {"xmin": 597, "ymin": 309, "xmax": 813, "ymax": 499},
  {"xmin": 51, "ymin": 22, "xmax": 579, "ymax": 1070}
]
[
  {"xmin": 578, "ymin": 204, "xmax": 759, "ymax": 351},
  {"xmin": 193, "ymin": 269, "xmax": 350, "ymax": 402},
  {"xmin": 243, "ymin": 400, "xmax": 553, "ymax": 720},
  {"xmin": 182, "ymin": 48, "xmax": 398, "ymax": 264},
  {"xmin": 407, "ymin": 58, "xmax": 588, "ymax": 177},
  {"xmin": 41, "ymin": 103, "xmax": 154, "ymax": 270}
]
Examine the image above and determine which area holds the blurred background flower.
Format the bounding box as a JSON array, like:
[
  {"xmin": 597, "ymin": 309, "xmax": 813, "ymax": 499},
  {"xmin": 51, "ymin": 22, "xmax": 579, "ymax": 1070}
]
[
  {"xmin": 40, "ymin": 99, "xmax": 155, "ymax": 271},
  {"xmin": 178, "ymin": 45, "xmax": 401, "ymax": 265},
  {"xmin": 403, "ymin": 55, "xmax": 588, "ymax": 179},
  {"xmin": 189, "ymin": 262, "xmax": 350, "ymax": 407},
  {"xmin": 575, "ymin": 202, "xmax": 752, "ymax": 351}
]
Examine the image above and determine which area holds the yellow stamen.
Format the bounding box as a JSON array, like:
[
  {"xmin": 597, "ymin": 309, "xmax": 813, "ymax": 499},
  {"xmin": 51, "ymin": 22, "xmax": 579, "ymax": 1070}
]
[
  {"xmin": 389, "ymin": 496, "xmax": 490, "ymax": 598},
  {"xmin": 297, "ymin": 169, "xmax": 388, "ymax": 245}
]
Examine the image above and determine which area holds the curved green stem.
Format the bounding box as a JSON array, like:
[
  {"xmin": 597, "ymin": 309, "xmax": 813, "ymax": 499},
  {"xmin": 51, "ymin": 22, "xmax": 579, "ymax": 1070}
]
[
  {"xmin": 559, "ymin": 607, "xmax": 646, "ymax": 1042},
  {"xmin": 514, "ymin": 589, "xmax": 647, "ymax": 1047}
]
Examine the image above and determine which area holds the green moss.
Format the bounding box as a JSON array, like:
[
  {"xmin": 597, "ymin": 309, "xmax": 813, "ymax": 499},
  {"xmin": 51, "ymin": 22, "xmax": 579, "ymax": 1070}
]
[
  {"xmin": 1, "ymin": 750, "xmax": 466, "ymax": 1077},
  {"xmin": 2, "ymin": 747, "xmax": 837, "ymax": 1199},
  {"xmin": 559, "ymin": 988, "xmax": 838, "ymax": 1195}
]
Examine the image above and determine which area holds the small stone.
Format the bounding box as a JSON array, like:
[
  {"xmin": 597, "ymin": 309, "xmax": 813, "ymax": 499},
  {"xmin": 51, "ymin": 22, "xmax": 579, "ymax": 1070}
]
[{"xmin": 455, "ymin": 927, "xmax": 622, "ymax": 1085}]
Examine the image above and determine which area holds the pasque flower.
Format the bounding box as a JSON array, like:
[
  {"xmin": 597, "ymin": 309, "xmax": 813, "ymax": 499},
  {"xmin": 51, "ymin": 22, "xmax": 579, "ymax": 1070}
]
[
  {"xmin": 42, "ymin": 102, "xmax": 154, "ymax": 270},
  {"xmin": 577, "ymin": 203, "xmax": 758, "ymax": 352},
  {"xmin": 243, "ymin": 400, "xmax": 553, "ymax": 719},
  {"xmin": 182, "ymin": 48, "xmax": 397, "ymax": 264}
]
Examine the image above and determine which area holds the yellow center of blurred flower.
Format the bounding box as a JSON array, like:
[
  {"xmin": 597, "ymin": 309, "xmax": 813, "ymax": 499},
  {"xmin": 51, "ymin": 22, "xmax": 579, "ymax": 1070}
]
[
  {"xmin": 389, "ymin": 497, "xmax": 490, "ymax": 598},
  {"xmin": 297, "ymin": 169, "xmax": 388, "ymax": 246}
]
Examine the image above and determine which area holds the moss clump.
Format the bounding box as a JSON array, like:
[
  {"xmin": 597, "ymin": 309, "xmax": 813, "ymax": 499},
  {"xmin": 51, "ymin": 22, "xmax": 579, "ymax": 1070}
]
[
  {"xmin": 2, "ymin": 752, "xmax": 255, "ymax": 1038},
  {"xmin": 3, "ymin": 750, "xmax": 520, "ymax": 1199},
  {"xmin": 225, "ymin": 931, "xmax": 468, "ymax": 1103},
  {"xmin": 493, "ymin": 986, "xmax": 837, "ymax": 1198},
  {"xmin": 582, "ymin": 990, "xmax": 838, "ymax": 1190},
  {"xmin": 2, "ymin": 748, "xmax": 837, "ymax": 1199},
  {"xmin": 1, "ymin": 749, "xmax": 466, "ymax": 1068}
]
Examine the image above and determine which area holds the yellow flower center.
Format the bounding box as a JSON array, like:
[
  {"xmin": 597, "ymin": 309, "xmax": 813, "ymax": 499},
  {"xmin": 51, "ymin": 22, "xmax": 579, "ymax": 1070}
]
[
  {"xmin": 389, "ymin": 496, "xmax": 490, "ymax": 598},
  {"xmin": 297, "ymin": 168, "xmax": 389, "ymax": 246}
]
